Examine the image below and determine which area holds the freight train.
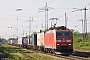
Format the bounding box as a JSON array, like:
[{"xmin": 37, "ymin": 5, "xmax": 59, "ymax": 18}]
[{"xmin": 8, "ymin": 26, "xmax": 73, "ymax": 55}]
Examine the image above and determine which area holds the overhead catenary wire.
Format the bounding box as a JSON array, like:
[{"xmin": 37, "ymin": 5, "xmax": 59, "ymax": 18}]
[
  {"xmin": 36, "ymin": 0, "xmax": 40, "ymax": 8},
  {"xmin": 48, "ymin": 0, "xmax": 53, "ymax": 5},
  {"xmin": 49, "ymin": 0, "xmax": 81, "ymax": 16},
  {"xmin": 49, "ymin": 0, "xmax": 90, "ymax": 20},
  {"xmin": 72, "ymin": 7, "xmax": 89, "ymax": 39}
]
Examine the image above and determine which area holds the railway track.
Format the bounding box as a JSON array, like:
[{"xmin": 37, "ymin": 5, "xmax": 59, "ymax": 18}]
[
  {"xmin": 11, "ymin": 45, "xmax": 90, "ymax": 60},
  {"xmin": 46, "ymin": 52, "xmax": 89, "ymax": 60},
  {"xmin": 28, "ymin": 48, "xmax": 90, "ymax": 60}
]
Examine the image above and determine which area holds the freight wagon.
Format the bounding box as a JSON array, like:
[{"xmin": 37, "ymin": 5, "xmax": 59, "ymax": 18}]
[
  {"xmin": 31, "ymin": 32, "xmax": 44, "ymax": 50},
  {"xmin": 8, "ymin": 40, "xmax": 18, "ymax": 45},
  {"xmin": 37, "ymin": 32, "xmax": 44, "ymax": 46},
  {"xmin": 8, "ymin": 40, "xmax": 12, "ymax": 44},
  {"xmin": 18, "ymin": 37, "xmax": 30, "ymax": 47}
]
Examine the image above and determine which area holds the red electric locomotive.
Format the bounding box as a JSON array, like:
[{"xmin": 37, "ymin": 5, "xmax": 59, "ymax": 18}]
[{"xmin": 44, "ymin": 26, "xmax": 73, "ymax": 55}]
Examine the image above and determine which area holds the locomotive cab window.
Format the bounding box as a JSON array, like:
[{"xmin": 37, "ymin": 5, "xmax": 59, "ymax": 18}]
[
  {"xmin": 56, "ymin": 32, "xmax": 71, "ymax": 37},
  {"xmin": 64, "ymin": 32, "xmax": 70, "ymax": 37},
  {"xmin": 56, "ymin": 32, "xmax": 63, "ymax": 37}
]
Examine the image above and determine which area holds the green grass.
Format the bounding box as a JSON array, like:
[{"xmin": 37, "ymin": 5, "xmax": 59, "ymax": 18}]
[
  {"xmin": 73, "ymin": 41, "xmax": 90, "ymax": 50},
  {"xmin": 0, "ymin": 44, "xmax": 63, "ymax": 60}
]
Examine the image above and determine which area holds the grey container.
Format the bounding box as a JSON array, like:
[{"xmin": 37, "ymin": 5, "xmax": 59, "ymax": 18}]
[{"xmin": 32, "ymin": 34, "xmax": 37, "ymax": 46}]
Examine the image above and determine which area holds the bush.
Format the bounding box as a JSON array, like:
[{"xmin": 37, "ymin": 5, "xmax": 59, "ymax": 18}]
[
  {"xmin": 74, "ymin": 38, "xmax": 82, "ymax": 42},
  {"xmin": 73, "ymin": 32, "xmax": 90, "ymax": 50},
  {"xmin": 79, "ymin": 42, "xmax": 84, "ymax": 47}
]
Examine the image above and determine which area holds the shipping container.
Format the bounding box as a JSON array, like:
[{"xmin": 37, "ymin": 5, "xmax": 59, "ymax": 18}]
[
  {"xmin": 18, "ymin": 37, "xmax": 30, "ymax": 45},
  {"xmin": 8, "ymin": 40, "xmax": 12, "ymax": 44},
  {"xmin": 18, "ymin": 37, "xmax": 22, "ymax": 44},
  {"xmin": 37, "ymin": 32, "xmax": 44, "ymax": 46},
  {"xmin": 12, "ymin": 40, "xmax": 18, "ymax": 44},
  {"xmin": 22, "ymin": 37, "xmax": 30, "ymax": 45},
  {"xmin": 27, "ymin": 37, "xmax": 30, "ymax": 45},
  {"xmin": 32, "ymin": 34, "xmax": 37, "ymax": 46}
]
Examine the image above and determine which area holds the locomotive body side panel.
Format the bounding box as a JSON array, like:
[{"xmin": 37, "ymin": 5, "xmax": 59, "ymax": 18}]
[{"xmin": 44, "ymin": 30, "xmax": 56, "ymax": 49}]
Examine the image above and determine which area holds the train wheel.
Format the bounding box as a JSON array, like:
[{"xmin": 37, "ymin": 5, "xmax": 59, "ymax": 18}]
[
  {"xmin": 45, "ymin": 48, "xmax": 48, "ymax": 53},
  {"xmin": 48, "ymin": 49, "xmax": 51, "ymax": 53},
  {"xmin": 41, "ymin": 47, "xmax": 44, "ymax": 51},
  {"xmin": 51, "ymin": 49, "xmax": 55, "ymax": 54},
  {"xmin": 47, "ymin": 49, "xmax": 49, "ymax": 53}
]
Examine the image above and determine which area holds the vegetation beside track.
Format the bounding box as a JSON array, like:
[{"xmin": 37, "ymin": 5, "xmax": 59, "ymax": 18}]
[
  {"xmin": 73, "ymin": 31, "xmax": 90, "ymax": 50},
  {"xmin": 0, "ymin": 44, "xmax": 63, "ymax": 60}
]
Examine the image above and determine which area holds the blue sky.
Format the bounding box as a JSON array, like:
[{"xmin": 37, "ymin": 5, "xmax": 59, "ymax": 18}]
[{"xmin": 0, "ymin": 0, "xmax": 90, "ymax": 39}]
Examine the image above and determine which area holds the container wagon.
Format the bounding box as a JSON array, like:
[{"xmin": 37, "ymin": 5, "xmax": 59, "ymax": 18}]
[
  {"xmin": 18, "ymin": 37, "xmax": 29, "ymax": 48},
  {"xmin": 8, "ymin": 40, "xmax": 12, "ymax": 45},
  {"xmin": 37, "ymin": 32, "xmax": 44, "ymax": 50}
]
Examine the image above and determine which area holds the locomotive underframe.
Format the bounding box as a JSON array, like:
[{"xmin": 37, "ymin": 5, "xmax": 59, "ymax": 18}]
[{"xmin": 56, "ymin": 46, "xmax": 73, "ymax": 54}]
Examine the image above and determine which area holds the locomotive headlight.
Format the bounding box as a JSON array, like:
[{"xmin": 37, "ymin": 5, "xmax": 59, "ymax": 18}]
[
  {"xmin": 57, "ymin": 44, "xmax": 60, "ymax": 45},
  {"xmin": 68, "ymin": 44, "xmax": 71, "ymax": 45},
  {"xmin": 67, "ymin": 40, "xmax": 71, "ymax": 42},
  {"xmin": 56, "ymin": 40, "xmax": 62, "ymax": 42}
]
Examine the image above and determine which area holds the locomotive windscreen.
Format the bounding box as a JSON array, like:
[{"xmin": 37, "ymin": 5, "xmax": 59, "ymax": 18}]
[{"xmin": 56, "ymin": 32, "xmax": 70, "ymax": 37}]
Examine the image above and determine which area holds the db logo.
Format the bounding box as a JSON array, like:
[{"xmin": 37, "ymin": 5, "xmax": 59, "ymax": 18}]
[
  {"xmin": 63, "ymin": 40, "xmax": 65, "ymax": 42},
  {"xmin": 63, "ymin": 38, "xmax": 65, "ymax": 42}
]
